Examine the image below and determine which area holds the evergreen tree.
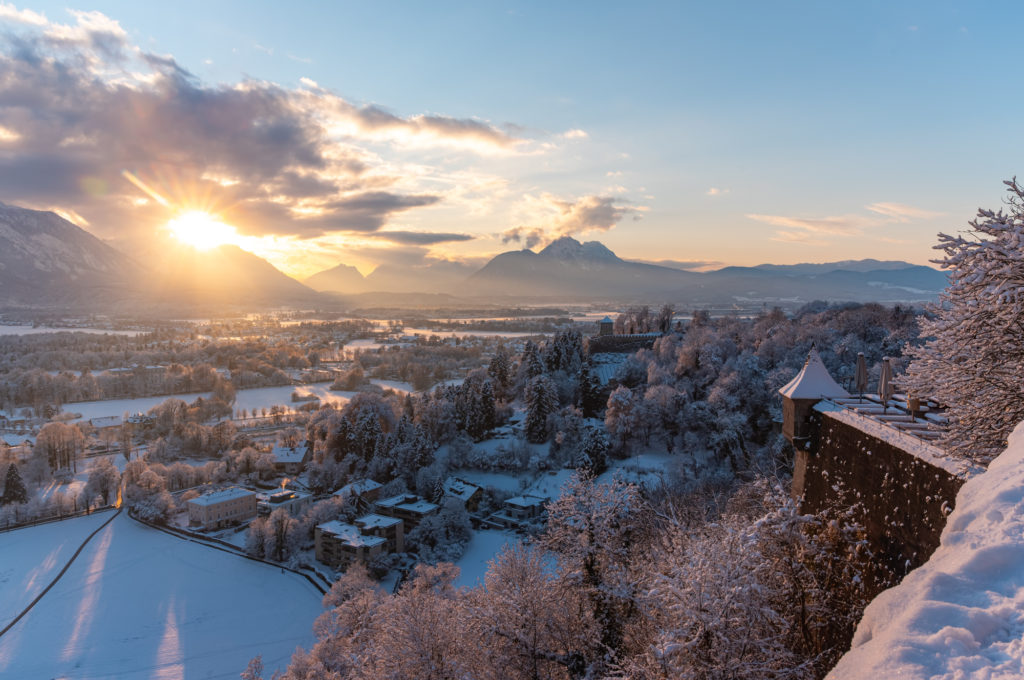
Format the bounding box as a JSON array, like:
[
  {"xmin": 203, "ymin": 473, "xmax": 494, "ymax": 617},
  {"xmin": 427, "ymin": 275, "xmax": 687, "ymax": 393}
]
[
  {"xmin": 524, "ymin": 375, "xmax": 557, "ymax": 444},
  {"xmin": 578, "ymin": 360, "xmax": 604, "ymax": 418},
  {"xmin": 1, "ymin": 463, "xmax": 28, "ymax": 505}
]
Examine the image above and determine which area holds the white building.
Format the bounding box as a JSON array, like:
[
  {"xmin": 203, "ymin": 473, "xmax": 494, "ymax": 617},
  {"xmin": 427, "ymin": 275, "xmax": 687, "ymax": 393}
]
[
  {"xmin": 257, "ymin": 488, "xmax": 314, "ymax": 517},
  {"xmin": 187, "ymin": 487, "xmax": 257, "ymax": 529}
]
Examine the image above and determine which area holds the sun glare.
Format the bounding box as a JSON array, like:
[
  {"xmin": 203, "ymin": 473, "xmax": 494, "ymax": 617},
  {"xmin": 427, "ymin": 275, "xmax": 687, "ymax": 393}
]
[{"xmin": 166, "ymin": 211, "xmax": 239, "ymax": 250}]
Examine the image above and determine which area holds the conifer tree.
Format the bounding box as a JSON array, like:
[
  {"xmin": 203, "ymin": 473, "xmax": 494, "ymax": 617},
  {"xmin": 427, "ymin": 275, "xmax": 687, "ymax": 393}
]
[
  {"xmin": 524, "ymin": 375, "xmax": 557, "ymax": 443},
  {"xmin": 1, "ymin": 463, "xmax": 28, "ymax": 505}
]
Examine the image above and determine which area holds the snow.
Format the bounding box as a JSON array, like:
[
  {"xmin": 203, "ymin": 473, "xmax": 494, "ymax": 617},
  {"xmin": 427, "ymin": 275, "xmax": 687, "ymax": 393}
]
[
  {"xmin": 454, "ymin": 529, "xmax": 519, "ymax": 589},
  {"xmin": 187, "ymin": 486, "xmax": 255, "ymax": 506},
  {"xmin": 778, "ymin": 348, "xmax": 849, "ymax": 399},
  {"xmin": 0, "ymin": 513, "xmax": 321, "ymax": 679},
  {"xmin": 814, "ymin": 401, "xmax": 978, "ymax": 477},
  {"xmin": 829, "ymin": 420, "xmax": 1024, "ymax": 680},
  {"xmin": 0, "ymin": 511, "xmax": 114, "ymax": 631},
  {"xmin": 318, "ymin": 520, "xmax": 386, "ymax": 548},
  {"xmin": 0, "ymin": 325, "xmax": 141, "ymax": 337}
]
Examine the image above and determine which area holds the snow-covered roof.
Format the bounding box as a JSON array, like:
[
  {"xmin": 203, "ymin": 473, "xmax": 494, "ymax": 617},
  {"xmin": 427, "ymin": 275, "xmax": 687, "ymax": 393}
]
[
  {"xmin": 1, "ymin": 433, "xmax": 34, "ymax": 446},
  {"xmin": 828, "ymin": 420, "xmax": 1024, "ymax": 679},
  {"xmin": 89, "ymin": 415, "xmax": 122, "ymax": 428},
  {"xmin": 333, "ymin": 479, "xmax": 382, "ymax": 498},
  {"xmin": 443, "ymin": 476, "xmax": 481, "ymax": 502},
  {"xmin": 505, "ymin": 494, "xmax": 548, "ymax": 509},
  {"xmin": 376, "ymin": 494, "xmax": 440, "ymax": 515},
  {"xmin": 778, "ymin": 348, "xmax": 850, "ymax": 400},
  {"xmin": 271, "ymin": 446, "xmax": 306, "ymax": 463},
  {"xmin": 188, "ymin": 487, "xmax": 255, "ymax": 506},
  {"xmin": 600, "ymin": 316, "xmax": 614, "ymax": 323},
  {"xmin": 354, "ymin": 513, "xmax": 402, "ymax": 530},
  {"xmin": 317, "ymin": 521, "xmax": 386, "ymax": 548}
]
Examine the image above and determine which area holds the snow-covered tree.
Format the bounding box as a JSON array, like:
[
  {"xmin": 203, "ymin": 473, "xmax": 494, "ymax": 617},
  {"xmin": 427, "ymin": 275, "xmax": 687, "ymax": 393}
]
[
  {"xmin": 85, "ymin": 458, "xmax": 121, "ymax": 506},
  {"xmin": 905, "ymin": 179, "xmax": 1024, "ymax": 461},
  {"xmin": 604, "ymin": 385, "xmax": 639, "ymax": 452},
  {"xmin": 524, "ymin": 375, "xmax": 557, "ymax": 443}
]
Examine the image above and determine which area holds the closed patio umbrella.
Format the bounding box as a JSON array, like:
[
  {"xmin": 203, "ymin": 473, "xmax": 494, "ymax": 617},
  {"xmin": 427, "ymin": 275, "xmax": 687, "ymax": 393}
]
[
  {"xmin": 855, "ymin": 352, "xmax": 869, "ymax": 401},
  {"xmin": 878, "ymin": 356, "xmax": 894, "ymax": 412}
]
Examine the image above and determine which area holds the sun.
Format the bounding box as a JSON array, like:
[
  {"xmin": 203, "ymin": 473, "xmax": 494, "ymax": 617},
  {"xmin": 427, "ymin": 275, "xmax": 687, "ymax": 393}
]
[{"xmin": 165, "ymin": 210, "xmax": 239, "ymax": 250}]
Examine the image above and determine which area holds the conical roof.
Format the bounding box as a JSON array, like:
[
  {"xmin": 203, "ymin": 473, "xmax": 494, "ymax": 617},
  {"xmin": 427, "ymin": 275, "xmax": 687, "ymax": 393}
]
[
  {"xmin": 600, "ymin": 316, "xmax": 614, "ymax": 323},
  {"xmin": 779, "ymin": 348, "xmax": 849, "ymax": 400}
]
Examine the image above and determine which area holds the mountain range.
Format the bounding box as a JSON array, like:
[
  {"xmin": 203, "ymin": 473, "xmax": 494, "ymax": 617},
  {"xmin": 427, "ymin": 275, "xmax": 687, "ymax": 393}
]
[{"xmin": 0, "ymin": 202, "xmax": 947, "ymax": 310}]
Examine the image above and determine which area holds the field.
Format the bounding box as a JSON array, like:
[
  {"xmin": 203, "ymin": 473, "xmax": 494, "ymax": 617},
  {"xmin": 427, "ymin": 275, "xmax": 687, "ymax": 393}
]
[{"xmin": 0, "ymin": 513, "xmax": 322, "ymax": 679}]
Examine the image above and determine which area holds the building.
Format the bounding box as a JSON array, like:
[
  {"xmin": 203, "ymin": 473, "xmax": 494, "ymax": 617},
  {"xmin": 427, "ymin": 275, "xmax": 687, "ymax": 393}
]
[
  {"xmin": 374, "ymin": 493, "xmax": 440, "ymax": 528},
  {"xmin": 187, "ymin": 487, "xmax": 257, "ymax": 529},
  {"xmin": 779, "ymin": 348, "xmax": 973, "ymax": 585},
  {"xmin": 333, "ymin": 478, "xmax": 383, "ymax": 504},
  {"xmin": 489, "ymin": 494, "xmax": 548, "ymax": 529},
  {"xmin": 315, "ymin": 520, "xmax": 386, "ymax": 569},
  {"xmin": 442, "ymin": 476, "xmax": 482, "ymax": 511},
  {"xmin": 257, "ymin": 488, "xmax": 314, "ymax": 517},
  {"xmin": 270, "ymin": 445, "xmax": 310, "ymax": 475},
  {"xmin": 598, "ymin": 316, "xmax": 614, "ymax": 336},
  {"xmin": 354, "ymin": 513, "xmax": 404, "ymax": 552},
  {"xmin": 89, "ymin": 415, "xmax": 123, "ymax": 431}
]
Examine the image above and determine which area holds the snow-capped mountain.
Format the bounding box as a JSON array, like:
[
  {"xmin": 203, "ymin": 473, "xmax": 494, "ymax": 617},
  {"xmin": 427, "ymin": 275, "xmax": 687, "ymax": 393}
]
[{"xmin": 0, "ymin": 202, "xmax": 142, "ymax": 306}]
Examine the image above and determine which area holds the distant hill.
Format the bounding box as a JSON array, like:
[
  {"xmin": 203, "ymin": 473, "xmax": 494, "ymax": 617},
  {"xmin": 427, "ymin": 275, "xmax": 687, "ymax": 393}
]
[
  {"xmin": 304, "ymin": 262, "xmax": 366, "ymax": 294},
  {"xmin": 0, "ymin": 202, "xmax": 143, "ymax": 306},
  {"xmin": 143, "ymin": 244, "xmax": 318, "ymax": 305},
  {"xmin": 468, "ymin": 236, "xmax": 701, "ymax": 299},
  {"xmin": 0, "ymin": 202, "xmax": 318, "ymax": 309}
]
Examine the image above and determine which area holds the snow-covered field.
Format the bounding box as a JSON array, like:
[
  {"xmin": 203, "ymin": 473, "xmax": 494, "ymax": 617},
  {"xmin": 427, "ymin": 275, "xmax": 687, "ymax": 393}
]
[
  {"xmin": 58, "ymin": 379, "xmax": 415, "ymax": 423},
  {"xmin": 0, "ymin": 511, "xmax": 115, "ymax": 631},
  {"xmin": 829, "ymin": 420, "xmax": 1024, "ymax": 679},
  {"xmin": 0, "ymin": 325, "xmax": 141, "ymax": 336},
  {"xmin": 455, "ymin": 529, "xmax": 519, "ymax": 589},
  {"xmin": 0, "ymin": 513, "xmax": 321, "ymax": 679}
]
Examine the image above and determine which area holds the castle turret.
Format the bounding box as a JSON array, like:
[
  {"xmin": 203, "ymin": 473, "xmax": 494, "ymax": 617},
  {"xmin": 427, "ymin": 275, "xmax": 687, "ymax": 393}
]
[
  {"xmin": 598, "ymin": 316, "xmax": 614, "ymax": 337},
  {"xmin": 779, "ymin": 347, "xmax": 848, "ymax": 444}
]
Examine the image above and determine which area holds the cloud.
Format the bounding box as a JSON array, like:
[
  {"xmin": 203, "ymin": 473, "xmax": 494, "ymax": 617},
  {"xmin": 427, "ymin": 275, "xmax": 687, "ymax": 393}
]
[
  {"xmin": 364, "ymin": 230, "xmax": 474, "ymax": 245},
  {"xmin": 631, "ymin": 258, "xmax": 724, "ymax": 271},
  {"xmin": 866, "ymin": 202, "xmax": 944, "ymax": 221},
  {"xmin": 706, "ymin": 187, "xmax": 729, "ymax": 196},
  {"xmin": 562, "ymin": 128, "xmax": 588, "ymax": 140},
  {"xmin": 0, "ymin": 8, "xmax": 540, "ymax": 246},
  {"xmin": 500, "ymin": 226, "xmax": 546, "ymax": 249},
  {"xmin": 500, "ymin": 194, "xmax": 643, "ymax": 250},
  {"xmin": 749, "ymin": 200, "xmax": 941, "ymax": 246}
]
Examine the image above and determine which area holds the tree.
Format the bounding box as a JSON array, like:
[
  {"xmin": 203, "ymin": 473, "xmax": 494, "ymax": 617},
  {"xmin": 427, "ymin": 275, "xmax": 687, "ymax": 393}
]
[
  {"xmin": 1, "ymin": 464, "xmax": 28, "ymax": 505},
  {"xmin": 905, "ymin": 178, "xmax": 1024, "ymax": 461},
  {"xmin": 85, "ymin": 458, "xmax": 121, "ymax": 506},
  {"xmin": 524, "ymin": 375, "xmax": 557, "ymax": 444},
  {"xmin": 34, "ymin": 422, "xmax": 84, "ymax": 473}
]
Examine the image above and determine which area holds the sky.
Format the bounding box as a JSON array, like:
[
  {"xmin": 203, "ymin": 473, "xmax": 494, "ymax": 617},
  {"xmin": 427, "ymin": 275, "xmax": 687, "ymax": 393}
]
[{"xmin": 1, "ymin": 1, "xmax": 1022, "ymax": 279}]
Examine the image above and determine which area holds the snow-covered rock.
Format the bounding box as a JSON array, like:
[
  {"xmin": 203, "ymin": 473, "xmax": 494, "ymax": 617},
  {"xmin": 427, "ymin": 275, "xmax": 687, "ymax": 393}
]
[{"xmin": 829, "ymin": 420, "xmax": 1024, "ymax": 679}]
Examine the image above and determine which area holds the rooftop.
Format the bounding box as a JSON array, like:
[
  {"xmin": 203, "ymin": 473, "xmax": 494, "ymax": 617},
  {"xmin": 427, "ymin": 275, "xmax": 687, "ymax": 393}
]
[
  {"xmin": 333, "ymin": 479, "xmax": 383, "ymax": 497},
  {"xmin": 442, "ymin": 476, "xmax": 480, "ymax": 502},
  {"xmin": 271, "ymin": 446, "xmax": 307, "ymax": 463},
  {"xmin": 505, "ymin": 494, "xmax": 548, "ymax": 508},
  {"xmin": 317, "ymin": 521, "xmax": 387, "ymax": 548},
  {"xmin": 188, "ymin": 487, "xmax": 255, "ymax": 506},
  {"xmin": 779, "ymin": 348, "xmax": 850, "ymax": 400},
  {"xmin": 354, "ymin": 513, "xmax": 402, "ymax": 530}
]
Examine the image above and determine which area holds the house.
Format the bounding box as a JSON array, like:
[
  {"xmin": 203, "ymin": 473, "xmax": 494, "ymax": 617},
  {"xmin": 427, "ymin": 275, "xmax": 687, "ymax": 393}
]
[
  {"xmin": 442, "ymin": 476, "xmax": 483, "ymax": 511},
  {"xmin": 89, "ymin": 415, "xmax": 122, "ymax": 431},
  {"xmin": 354, "ymin": 513, "xmax": 404, "ymax": 552},
  {"xmin": 270, "ymin": 445, "xmax": 310, "ymax": 475},
  {"xmin": 187, "ymin": 487, "xmax": 257, "ymax": 529},
  {"xmin": 333, "ymin": 478, "xmax": 383, "ymax": 504},
  {"xmin": 257, "ymin": 488, "xmax": 313, "ymax": 517},
  {"xmin": 315, "ymin": 520, "xmax": 387, "ymax": 569},
  {"xmin": 374, "ymin": 494, "xmax": 440, "ymax": 529},
  {"xmin": 489, "ymin": 494, "xmax": 548, "ymax": 529}
]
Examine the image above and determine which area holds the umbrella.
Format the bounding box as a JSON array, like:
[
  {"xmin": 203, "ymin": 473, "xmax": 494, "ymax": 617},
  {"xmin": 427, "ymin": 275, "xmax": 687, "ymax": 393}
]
[
  {"xmin": 854, "ymin": 352, "xmax": 868, "ymax": 401},
  {"xmin": 878, "ymin": 356, "xmax": 894, "ymax": 412}
]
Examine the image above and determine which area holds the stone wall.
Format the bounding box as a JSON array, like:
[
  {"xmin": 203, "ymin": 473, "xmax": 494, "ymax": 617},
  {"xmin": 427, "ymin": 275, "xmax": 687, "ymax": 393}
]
[{"xmin": 794, "ymin": 410, "xmax": 965, "ymax": 581}]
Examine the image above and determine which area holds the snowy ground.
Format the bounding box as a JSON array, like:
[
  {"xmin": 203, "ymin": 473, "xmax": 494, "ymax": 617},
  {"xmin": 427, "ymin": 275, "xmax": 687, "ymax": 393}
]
[
  {"xmin": 0, "ymin": 513, "xmax": 322, "ymax": 679},
  {"xmin": 829, "ymin": 420, "xmax": 1024, "ymax": 679},
  {"xmin": 0, "ymin": 510, "xmax": 115, "ymax": 631},
  {"xmin": 0, "ymin": 326, "xmax": 141, "ymax": 337},
  {"xmin": 455, "ymin": 529, "xmax": 520, "ymax": 589},
  {"xmin": 57, "ymin": 378, "xmax": 416, "ymax": 423}
]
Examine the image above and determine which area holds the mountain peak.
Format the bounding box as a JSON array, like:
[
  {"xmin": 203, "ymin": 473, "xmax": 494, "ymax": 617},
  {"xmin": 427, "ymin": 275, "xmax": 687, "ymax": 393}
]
[{"xmin": 539, "ymin": 236, "xmax": 619, "ymax": 262}]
